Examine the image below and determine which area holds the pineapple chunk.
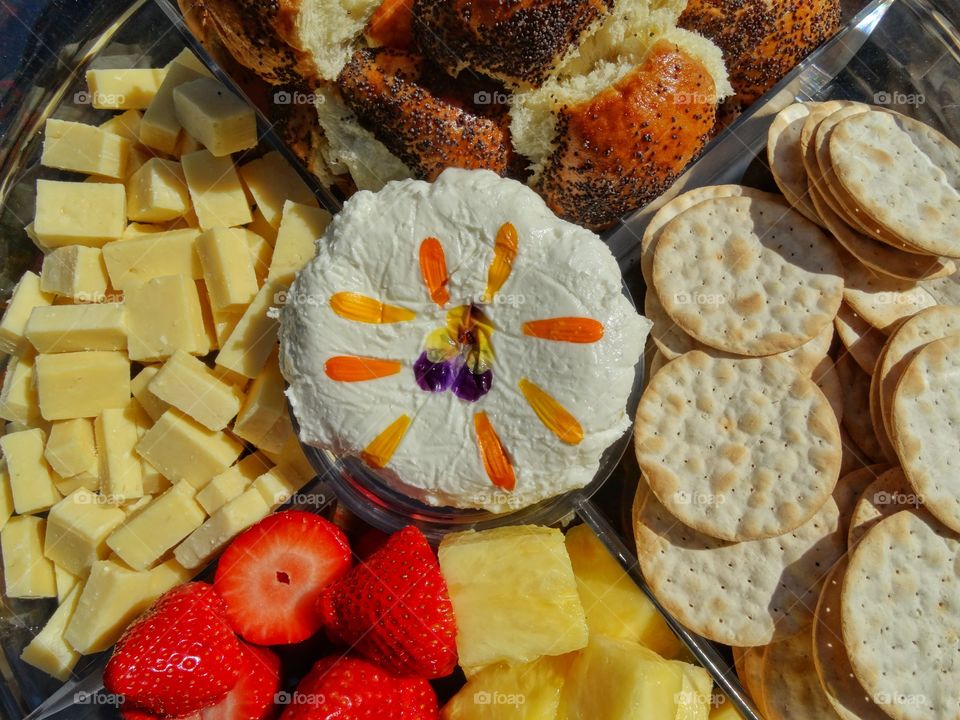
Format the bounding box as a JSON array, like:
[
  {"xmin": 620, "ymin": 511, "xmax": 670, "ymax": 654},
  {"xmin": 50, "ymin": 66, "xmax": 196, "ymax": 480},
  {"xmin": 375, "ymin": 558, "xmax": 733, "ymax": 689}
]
[
  {"xmin": 438, "ymin": 526, "xmax": 588, "ymax": 670},
  {"xmin": 564, "ymin": 524, "xmax": 684, "ymax": 659}
]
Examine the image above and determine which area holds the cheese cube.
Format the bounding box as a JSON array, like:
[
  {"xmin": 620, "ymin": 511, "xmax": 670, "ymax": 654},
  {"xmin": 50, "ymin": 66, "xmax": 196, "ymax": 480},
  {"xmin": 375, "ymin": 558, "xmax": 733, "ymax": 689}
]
[
  {"xmin": 216, "ymin": 280, "xmax": 284, "ymax": 378},
  {"xmin": 124, "ymin": 274, "xmax": 208, "ymax": 361},
  {"xmin": 233, "ymin": 349, "xmax": 290, "ymax": 452},
  {"xmin": 173, "ymin": 78, "xmax": 257, "ymax": 157},
  {"xmin": 44, "ymin": 488, "xmax": 126, "ymax": 575},
  {"xmin": 131, "ymin": 366, "xmax": 169, "ymax": 420},
  {"xmin": 173, "ymin": 132, "xmax": 203, "ymax": 157},
  {"xmin": 270, "ymin": 201, "xmax": 330, "ymax": 283},
  {"xmin": 99, "ymin": 109, "xmax": 143, "ymax": 142},
  {"xmin": 175, "ymin": 487, "xmax": 270, "ymax": 569},
  {"xmin": 140, "ymin": 61, "xmax": 206, "ymax": 154},
  {"xmin": 0, "ymin": 271, "xmax": 54, "ymax": 354},
  {"xmin": 102, "ymin": 229, "xmax": 201, "ymax": 289},
  {"xmin": 45, "ymin": 418, "xmax": 98, "ymax": 478},
  {"xmin": 54, "ymin": 472, "xmax": 99, "ymax": 495},
  {"xmin": 126, "ymin": 158, "xmax": 191, "ymax": 222},
  {"xmin": 238, "ymin": 152, "xmax": 318, "ymax": 228},
  {"xmin": 212, "ymin": 307, "xmax": 244, "ymax": 347},
  {"xmin": 149, "ymin": 350, "xmax": 242, "ymax": 431},
  {"xmin": 0, "ymin": 351, "xmax": 43, "ymax": 426},
  {"xmin": 1, "ymin": 516, "xmax": 57, "ymax": 598},
  {"xmin": 122, "ymin": 222, "xmax": 166, "ymax": 237},
  {"xmin": 196, "ymin": 453, "xmax": 271, "ymax": 514},
  {"xmin": 124, "ymin": 400, "xmax": 169, "ymax": 495},
  {"xmin": 40, "ymin": 246, "xmax": 111, "ymax": 302},
  {"xmin": 54, "ymin": 563, "xmax": 80, "ymax": 602},
  {"xmin": 106, "ymin": 480, "xmax": 206, "ymax": 570},
  {"xmin": 65, "ymin": 558, "xmax": 192, "ymax": 654},
  {"xmin": 25, "ymin": 303, "xmax": 126, "ymax": 353},
  {"xmin": 36, "ymin": 351, "xmax": 130, "ymax": 420},
  {"xmin": 0, "ymin": 428, "xmax": 60, "ymax": 514},
  {"xmin": 123, "ymin": 494, "xmax": 153, "ymax": 517},
  {"xmin": 34, "ymin": 180, "xmax": 126, "ymax": 248},
  {"xmin": 195, "ymin": 281, "xmax": 221, "ymax": 351},
  {"xmin": 247, "ymin": 207, "xmax": 278, "ymax": 245},
  {"xmin": 196, "ymin": 228, "xmax": 259, "ymax": 312},
  {"xmin": 168, "ymin": 49, "xmax": 212, "ymax": 76},
  {"xmin": 181, "ymin": 149, "xmax": 252, "ymax": 230},
  {"xmin": 86, "ymin": 68, "xmax": 166, "ymax": 110},
  {"xmin": 21, "ymin": 584, "xmax": 83, "ymax": 680},
  {"xmin": 0, "ymin": 462, "xmax": 14, "ymax": 531},
  {"xmin": 241, "ymin": 230, "xmax": 271, "ymax": 287},
  {"xmin": 137, "ymin": 409, "xmax": 243, "ymax": 487},
  {"xmin": 41, "ymin": 119, "xmax": 131, "ymax": 178},
  {"xmin": 95, "ymin": 406, "xmax": 144, "ymax": 502},
  {"xmin": 253, "ymin": 463, "xmax": 311, "ymax": 509},
  {"xmin": 262, "ymin": 435, "xmax": 316, "ymax": 485}
]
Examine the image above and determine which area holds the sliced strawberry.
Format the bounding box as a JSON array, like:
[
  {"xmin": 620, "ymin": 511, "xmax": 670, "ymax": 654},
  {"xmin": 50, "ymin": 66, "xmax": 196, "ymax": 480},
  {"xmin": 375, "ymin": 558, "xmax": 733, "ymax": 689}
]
[
  {"xmin": 215, "ymin": 511, "xmax": 352, "ymax": 645},
  {"xmin": 318, "ymin": 526, "xmax": 458, "ymax": 678},
  {"xmin": 200, "ymin": 642, "xmax": 281, "ymax": 720},
  {"xmin": 106, "ymin": 583, "xmax": 243, "ymax": 717},
  {"xmin": 397, "ymin": 678, "xmax": 439, "ymax": 720},
  {"xmin": 279, "ymin": 655, "xmax": 401, "ymax": 720}
]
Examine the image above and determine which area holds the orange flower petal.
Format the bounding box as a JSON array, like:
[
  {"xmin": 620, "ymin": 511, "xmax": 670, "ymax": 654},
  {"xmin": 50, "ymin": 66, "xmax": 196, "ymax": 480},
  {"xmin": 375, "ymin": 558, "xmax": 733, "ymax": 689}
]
[
  {"xmin": 483, "ymin": 222, "xmax": 518, "ymax": 302},
  {"xmin": 419, "ymin": 237, "xmax": 450, "ymax": 307},
  {"xmin": 473, "ymin": 411, "xmax": 516, "ymax": 491},
  {"xmin": 522, "ymin": 317, "xmax": 605, "ymax": 343},
  {"xmin": 325, "ymin": 356, "xmax": 403, "ymax": 382},
  {"xmin": 518, "ymin": 378, "xmax": 584, "ymax": 445},
  {"xmin": 361, "ymin": 414, "xmax": 412, "ymax": 469},
  {"xmin": 330, "ymin": 292, "xmax": 416, "ymax": 323}
]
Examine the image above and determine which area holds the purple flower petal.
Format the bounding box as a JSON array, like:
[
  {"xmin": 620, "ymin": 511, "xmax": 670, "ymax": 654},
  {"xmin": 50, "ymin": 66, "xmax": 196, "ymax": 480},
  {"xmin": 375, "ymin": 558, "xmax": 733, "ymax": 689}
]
[
  {"xmin": 452, "ymin": 363, "xmax": 493, "ymax": 402},
  {"xmin": 414, "ymin": 352, "xmax": 453, "ymax": 392}
]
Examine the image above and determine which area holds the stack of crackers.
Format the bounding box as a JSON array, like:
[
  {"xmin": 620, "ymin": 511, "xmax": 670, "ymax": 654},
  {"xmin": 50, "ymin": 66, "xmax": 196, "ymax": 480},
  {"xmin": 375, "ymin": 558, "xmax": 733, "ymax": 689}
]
[{"xmin": 634, "ymin": 101, "xmax": 960, "ymax": 719}]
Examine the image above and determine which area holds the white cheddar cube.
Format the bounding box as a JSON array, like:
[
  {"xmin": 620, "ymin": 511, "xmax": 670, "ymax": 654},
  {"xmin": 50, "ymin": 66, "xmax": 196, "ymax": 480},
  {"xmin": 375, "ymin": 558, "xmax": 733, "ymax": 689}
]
[
  {"xmin": 124, "ymin": 274, "xmax": 208, "ymax": 361},
  {"xmin": 21, "ymin": 584, "xmax": 83, "ymax": 681},
  {"xmin": 36, "ymin": 351, "xmax": 130, "ymax": 420},
  {"xmin": 0, "ymin": 462, "xmax": 14, "ymax": 531},
  {"xmin": 0, "ymin": 428, "xmax": 60, "ymax": 514},
  {"xmin": 40, "ymin": 246, "xmax": 111, "ymax": 302},
  {"xmin": 54, "ymin": 564, "xmax": 80, "ymax": 602},
  {"xmin": 149, "ymin": 350, "xmax": 242, "ymax": 431},
  {"xmin": 106, "ymin": 480, "xmax": 206, "ymax": 570},
  {"xmin": 269, "ymin": 201, "xmax": 330, "ymax": 283},
  {"xmin": 140, "ymin": 61, "xmax": 206, "ymax": 154},
  {"xmin": 131, "ymin": 366, "xmax": 169, "ymax": 421},
  {"xmin": 86, "ymin": 68, "xmax": 167, "ymax": 109},
  {"xmin": 247, "ymin": 207, "xmax": 278, "ymax": 245},
  {"xmin": 196, "ymin": 453, "xmax": 271, "ymax": 514},
  {"xmin": 181, "ymin": 149, "xmax": 252, "ymax": 230},
  {"xmin": 173, "ymin": 78, "xmax": 257, "ymax": 157},
  {"xmin": 238, "ymin": 151, "xmax": 318, "ymax": 227},
  {"xmin": 233, "ymin": 348, "xmax": 290, "ymax": 453},
  {"xmin": 0, "ymin": 351, "xmax": 43, "ymax": 426},
  {"xmin": 125, "ymin": 399, "xmax": 169, "ymax": 495},
  {"xmin": 102, "ymin": 229, "xmax": 201, "ymax": 289},
  {"xmin": 126, "ymin": 158, "xmax": 191, "ymax": 222},
  {"xmin": 34, "ymin": 180, "xmax": 126, "ymax": 248},
  {"xmin": 99, "ymin": 109, "xmax": 143, "ymax": 142},
  {"xmin": 137, "ymin": 409, "xmax": 243, "ymax": 487},
  {"xmin": 262, "ymin": 435, "xmax": 316, "ymax": 485},
  {"xmin": 175, "ymin": 487, "xmax": 270, "ymax": 569},
  {"xmin": 196, "ymin": 227, "xmax": 259, "ymax": 312},
  {"xmin": 0, "ymin": 271, "xmax": 54, "ymax": 354},
  {"xmin": 216, "ymin": 280, "xmax": 284, "ymax": 378},
  {"xmin": 44, "ymin": 488, "xmax": 126, "ymax": 575},
  {"xmin": 173, "ymin": 132, "xmax": 203, "ymax": 157},
  {"xmin": 41, "ymin": 119, "xmax": 131, "ymax": 178},
  {"xmin": 95, "ymin": 405, "xmax": 144, "ymax": 502},
  {"xmin": 245, "ymin": 230, "xmax": 273, "ymax": 286},
  {"xmin": 25, "ymin": 303, "xmax": 126, "ymax": 353},
  {"xmin": 253, "ymin": 463, "xmax": 311, "ymax": 509},
  {"xmin": 45, "ymin": 418, "xmax": 98, "ymax": 479},
  {"xmin": 1, "ymin": 516, "xmax": 57, "ymax": 598}
]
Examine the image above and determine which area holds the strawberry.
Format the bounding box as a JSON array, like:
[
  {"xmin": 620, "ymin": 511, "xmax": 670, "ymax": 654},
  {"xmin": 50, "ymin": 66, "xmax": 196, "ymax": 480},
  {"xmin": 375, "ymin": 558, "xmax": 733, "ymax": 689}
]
[
  {"xmin": 105, "ymin": 583, "xmax": 243, "ymax": 717},
  {"xmin": 318, "ymin": 526, "xmax": 458, "ymax": 678},
  {"xmin": 279, "ymin": 656, "xmax": 401, "ymax": 720},
  {"xmin": 200, "ymin": 642, "xmax": 281, "ymax": 720},
  {"xmin": 397, "ymin": 678, "xmax": 439, "ymax": 720},
  {"xmin": 214, "ymin": 511, "xmax": 352, "ymax": 645}
]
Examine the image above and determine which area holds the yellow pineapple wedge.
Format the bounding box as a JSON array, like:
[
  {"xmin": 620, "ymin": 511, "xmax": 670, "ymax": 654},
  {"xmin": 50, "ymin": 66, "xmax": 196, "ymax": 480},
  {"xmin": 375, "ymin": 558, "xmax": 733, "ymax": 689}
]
[
  {"xmin": 564, "ymin": 524, "xmax": 686, "ymax": 660},
  {"xmin": 559, "ymin": 635, "xmax": 712, "ymax": 720},
  {"xmin": 441, "ymin": 654, "xmax": 575, "ymax": 720},
  {"xmin": 438, "ymin": 526, "xmax": 589, "ymax": 669}
]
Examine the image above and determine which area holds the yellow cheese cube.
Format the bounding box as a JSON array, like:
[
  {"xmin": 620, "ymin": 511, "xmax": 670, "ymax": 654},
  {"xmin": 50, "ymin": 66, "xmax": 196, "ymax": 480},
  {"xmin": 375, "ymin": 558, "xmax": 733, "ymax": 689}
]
[
  {"xmin": 181, "ymin": 149, "xmax": 252, "ymax": 230},
  {"xmin": 140, "ymin": 61, "xmax": 206, "ymax": 154},
  {"xmin": 36, "ymin": 351, "xmax": 130, "ymax": 420},
  {"xmin": 0, "ymin": 350, "xmax": 43, "ymax": 426},
  {"xmin": 102, "ymin": 229, "xmax": 201, "ymax": 289},
  {"xmin": 168, "ymin": 48, "xmax": 212, "ymax": 76},
  {"xmin": 126, "ymin": 158, "xmax": 191, "ymax": 222},
  {"xmin": 196, "ymin": 453, "xmax": 271, "ymax": 514},
  {"xmin": 125, "ymin": 400, "xmax": 170, "ymax": 496},
  {"xmin": 21, "ymin": 584, "xmax": 83, "ymax": 681},
  {"xmin": 55, "ymin": 563, "xmax": 80, "ymax": 602},
  {"xmin": 253, "ymin": 463, "xmax": 311, "ymax": 509},
  {"xmin": 1, "ymin": 516, "xmax": 57, "ymax": 598},
  {"xmin": 125, "ymin": 145, "xmax": 153, "ymax": 180},
  {"xmin": 54, "ymin": 472, "xmax": 99, "ymax": 496},
  {"xmin": 122, "ymin": 222, "xmax": 166, "ymax": 237},
  {"xmin": 41, "ymin": 119, "xmax": 131, "ymax": 178},
  {"xmin": 25, "ymin": 303, "xmax": 126, "ymax": 353},
  {"xmin": 238, "ymin": 152, "xmax": 319, "ymax": 228},
  {"xmin": 0, "ymin": 461, "xmax": 14, "ymax": 530},
  {"xmin": 216, "ymin": 280, "xmax": 284, "ymax": 378},
  {"xmin": 196, "ymin": 227, "xmax": 259, "ymax": 312},
  {"xmin": 173, "ymin": 132, "xmax": 203, "ymax": 157},
  {"xmin": 0, "ymin": 428, "xmax": 60, "ymax": 514},
  {"xmin": 99, "ymin": 109, "xmax": 143, "ymax": 142},
  {"xmin": 137, "ymin": 409, "xmax": 243, "ymax": 487},
  {"xmin": 45, "ymin": 418, "xmax": 98, "ymax": 478},
  {"xmin": 86, "ymin": 68, "xmax": 167, "ymax": 110},
  {"xmin": 0, "ymin": 271, "xmax": 54, "ymax": 354},
  {"xmin": 269, "ymin": 201, "xmax": 330, "ymax": 283},
  {"xmin": 149, "ymin": 350, "xmax": 242, "ymax": 431},
  {"xmin": 131, "ymin": 366, "xmax": 169, "ymax": 421},
  {"xmin": 211, "ymin": 363, "xmax": 250, "ymax": 390},
  {"xmin": 212, "ymin": 307, "xmax": 244, "ymax": 348},
  {"xmin": 195, "ymin": 281, "xmax": 221, "ymax": 351},
  {"xmin": 247, "ymin": 207, "xmax": 278, "ymax": 245},
  {"xmin": 95, "ymin": 406, "xmax": 144, "ymax": 502},
  {"xmin": 245, "ymin": 229, "xmax": 273, "ymax": 285},
  {"xmin": 175, "ymin": 487, "xmax": 270, "ymax": 569},
  {"xmin": 173, "ymin": 78, "xmax": 257, "ymax": 157},
  {"xmin": 123, "ymin": 494, "xmax": 153, "ymax": 517},
  {"xmin": 262, "ymin": 435, "xmax": 316, "ymax": 485},
  {"xmin": 44, "ymin": 488, "xmax": 127, "ymax": 575},
  {"xmin": 40, "ymin": 246, "xmax": 111, "ymax": 302},
  {"xmin": 106, "ymin": 480, "xmax": 206, "ymax": 570},
  {"xmin": 124, "ymin": 274, "xmax": 208, "ymax": 361},
  {"xmin": 233, "ymin": 349, "xmax": 290, "ymax": 452},
  {"xmin": 34, "ymin": 180, "xmax": 126, "ymax": 248}
]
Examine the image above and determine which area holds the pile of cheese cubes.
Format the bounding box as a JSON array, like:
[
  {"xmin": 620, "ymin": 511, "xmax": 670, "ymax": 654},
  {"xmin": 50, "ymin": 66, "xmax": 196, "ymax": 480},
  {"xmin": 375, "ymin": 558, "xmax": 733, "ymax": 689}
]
[{"xmin": 0, "ymin": 48, "xmax": 332, "ymax": 681}]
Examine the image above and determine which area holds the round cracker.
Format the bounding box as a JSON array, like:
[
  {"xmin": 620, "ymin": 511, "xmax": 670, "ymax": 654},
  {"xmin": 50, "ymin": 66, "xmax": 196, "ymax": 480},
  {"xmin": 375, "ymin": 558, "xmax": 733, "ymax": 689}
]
[
  {"xmin": 842, "ymin": 261, "xmax": 936, "ymax": 333},
  {"xmin": 841, "ymin": 508, "xmax": 960, "ymax": 720},
  {"xmin": 892, "ymin": 334, "xmax": 960, "ymax": 532},
  {"xmin": 653, "ymin": 196, "xmax": 844, "ymax": 356},
  {"xmin": 634, "ymin": 488, "xmax": 844, "ymax": 646},
  {"xmin": 847, "ymin": 467, "xmax": 917, "ymax": 547},
  {"xmin": 868, "ymin": 344, "xmax": 898, "ymax": 463},
  {"xmin": 768, "ymin": 103, "xmax": 822, "ymax": 225},
  {"xmin": 812, "ymin": 556, "xmax": 890, "ymax": 720},
  {"xmin": 834, "ymin": 303, "xmax": 886, "ymax": 375},
  {"xmin": 761, "ymin": 626, "xmax": 839, "ymax": 719},
  {"xmin": 832, "ymin": 463, "xmax": 891, "ymax": 543},
  {"xmin": 834, "ymin": 354, "xmax": 886, "ymax": 463},
  {"xmin": 635, "ymin": 351, "xmax": 842, "ymax": 541},
  {"xmin": 648, "ymin": 348, "xmax": 668, "ymax": 378},
  {"xmin": 799, "ymin": 100, "xmax": 851, "ymax": 176}
]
